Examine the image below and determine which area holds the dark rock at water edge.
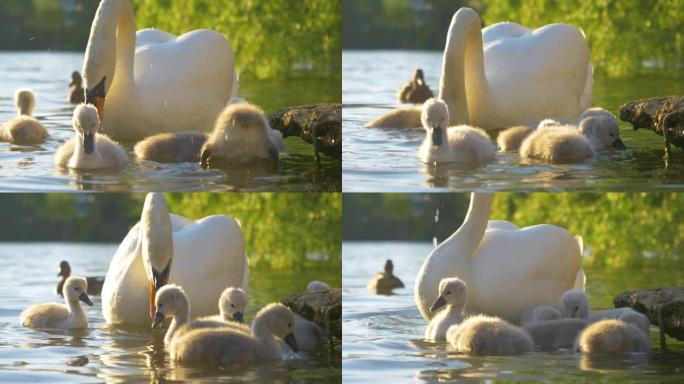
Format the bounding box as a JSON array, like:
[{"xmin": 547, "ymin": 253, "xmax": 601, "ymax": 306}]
[
  {"xmin": 619, "ymin": 96, "xmax": 684, "ymax": 151},
  {"xmin": 614, "ymin": 286, "xmax": 684, "ymax": 348},
  {"xmin": 269, "ymin": 104, "xmax": 341, "ymax": 160},
  {"xmin": 282, "ymin": 288, "xmax": 341, "ymax": 339}
]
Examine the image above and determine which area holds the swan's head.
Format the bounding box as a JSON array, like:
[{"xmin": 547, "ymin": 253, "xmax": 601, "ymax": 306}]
[
  {"xmin": 421, "ymin": 98, "xmax": 449, "ymax": 146},
  {"xmin": 72, "ymin": 104, "xmax": 101, "ymax": 154},
  {"xmin": 14, "ymin": 89, "xmax": 35, "ymax": 116},
  {"xmin": 152, "ymin": 284, "xmax": 188, "ymax": 329},
  {"xmin": 63, "ymin": 276, "xmax": 93, "ymax": 306},
  {"xmin": 430, "ymin": 277, "xmax": 467, "ymax": 312},
  {"xmin": 141, "ymin": 192, "xmax": 174, "ymax": 319},
  {"xmin": 69, "ymin": 71, "xmax": 83, "ymax": 87},
  {"xmin": 579, "ymin": 115, "xmax": 625, "ymax": 149},
  {"xmin": 258, "ymin": 303, "xmax": 298, "ymax": 352},
  {"xmin": 200, "ymin": 103, "xmax": 276, "ymax": 167},
  {"xmin": 560, "ymin": 289, "xmax": 589, "ymax": 320},
  {"xmin": 219, "ymin": 287, "xmax": 248, "ymax": 323},
  {"xmin": 383, "ymin": 259, "xmax": 394, "ymax": 275},
  {"xmin": 58, "ymin": 260, "xmax": 71, "ymax": 278},
  {"xmin": 307, "ymin": 280, "xmax": 330, "ymax": 292},
  {"xmin": 537, "ymin": 119, "xmax": 562, "ymax": 130}
]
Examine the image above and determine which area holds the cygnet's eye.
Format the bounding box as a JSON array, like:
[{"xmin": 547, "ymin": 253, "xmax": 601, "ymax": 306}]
[
  {"xmin": 230, "ymin": 304, "xmax": 235, "ymax": 308},
  {"xmin": 445, "ymin": 290, "xmax": 451, "ymax": 295},
  {"xmin": 75, "ymin": 287, "xmax": 80, "ymax": 292}
]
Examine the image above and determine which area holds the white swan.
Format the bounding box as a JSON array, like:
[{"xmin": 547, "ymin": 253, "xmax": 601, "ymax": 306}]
[
  {"xmin": 101, "ymin": 192, "xmax": 248, "ymax": 326},
  {"xmin": 576, "ymin": 319, "xmax": 651, "ymax": 353},
  {"xmin": 0, "ymin": 89, "xmax": 48, "ymax": 145},
  {"xmin": 418, "ymin": 99, "xmax": 495, "ymax": 164},
  {"xmin": 439, "ymin": 8, "xmax": 592, "ymax": 129},
  {"xmin": 446, "ymin": 314, "xmax": 533, "ymax": 355},
  {"xmin": 415, "ymin": 193, "xmax": 585, "ymax": 323},
  {"xmin": 21, "ymin": 276, "xmax": 93, "ymax": 329},
  {"xmin": 54, "ymin": 104, "xmax": 129, "ymax": 170},
  {"xmin": 82, "ymin": 0, "xmax": 237, "ymax": 141},
  {"xmin": 424, "ymin": 277, "xmax": 467, "ymax": 341}
]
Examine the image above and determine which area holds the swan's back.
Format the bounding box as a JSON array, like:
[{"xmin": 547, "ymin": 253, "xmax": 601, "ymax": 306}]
[{"xmin": 447, "ymin": 315, "xmax": 533, "ymax": 355}]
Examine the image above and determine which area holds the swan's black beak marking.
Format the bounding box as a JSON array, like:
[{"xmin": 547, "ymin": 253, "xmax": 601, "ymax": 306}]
[
  {"xmin": 284, "ymin": 332, "xmax": 299, "ymax": 352},
  {"xmin": 430, "ymin": 296, "xmax": 447, "ymax": 312},
  {"xmin": 83, "ymin": 133, "xmax": 95, "ymax": 154},
  {"xmin": 233, "ymin": 312, "xmax": 244, "ymax": 323},
  {"xmin": 431, "ymin": 126, "xmax": 443, "ymax": 146},
  {"xmin": 151, "ymin": 311, "xmax": 165, "ymax": 329},
  {"xmin": 85, "ymin": 77, "xmax": 106, "ymax": 105},
  {"xmin": 79, "ymin": 291, "xmax": 93, "ymax": 306},
  {"xmin": 612, "ymin": 138, "xmax": 626, "ymax": 149}
]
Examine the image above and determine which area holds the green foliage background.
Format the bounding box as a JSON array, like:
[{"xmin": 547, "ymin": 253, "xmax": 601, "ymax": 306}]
[
  {"xmin": 132, "ymin": 0, "xmax": 341, "ymax": 79},
  {"xmin": 344, "ymin": 193, "xmax": 684, "ymax": 268}
]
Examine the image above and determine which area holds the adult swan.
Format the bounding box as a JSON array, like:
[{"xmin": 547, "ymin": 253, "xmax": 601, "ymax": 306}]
[
  {"xmin": 82, "ymin": 0, "xmax": 237, "ymax": 141},
  {"xmin": 439, "ymin": 8, "xmax": 592, "ymax": 130},
  {"xmin": 415, "ymin": 193, "xmax": 585, "ymax": 324},
  {"xmin": 102, "ymin": 193, "xmax": 248, "ymax": 326}
]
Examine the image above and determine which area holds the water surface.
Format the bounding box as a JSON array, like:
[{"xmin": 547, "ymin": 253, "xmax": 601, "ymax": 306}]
[
  {"xmin": 0, "ymin": 52, "xmax": 340, "ymax": 192},
  {"xmin": 342, "ymin": 242, "xmax": 684, "ymax": 383},
  {"xmin": 342, "ymin": 50, "xmax": 684, "ymax": 192},
  {"xmin": 0, "ymin": 243, "xmax": 341, "ymax": 383}
]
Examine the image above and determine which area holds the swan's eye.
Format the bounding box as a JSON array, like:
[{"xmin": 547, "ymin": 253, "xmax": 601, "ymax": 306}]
[{"xmin": 230, "ymin": 304, "xmax": 235, "ymax": 308}]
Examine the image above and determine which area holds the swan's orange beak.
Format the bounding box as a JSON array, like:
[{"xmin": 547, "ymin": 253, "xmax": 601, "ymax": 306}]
[
  {"xmin": 149, "ymin": 281, "xmax": 156, "ymax": 319},
  {"xmin": 94, "ymin": 96, "xmax": 105, "ymax": 122}
]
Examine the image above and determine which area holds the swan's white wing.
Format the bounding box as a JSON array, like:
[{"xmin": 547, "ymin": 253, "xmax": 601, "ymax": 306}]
[{"xmin": 136, "ymin": 28, "xmax": 176, "ymax": 46}]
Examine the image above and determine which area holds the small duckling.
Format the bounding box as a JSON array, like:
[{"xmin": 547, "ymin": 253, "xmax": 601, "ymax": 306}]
[
  {"xmin": 589, "ymin": 307, "xmax": 650, "ymax": 335},
  {"xmin": 199, "ymin": 102, "xmax": 284, "ymax": 168},
  {"xmin": 152, "ymin": 284, "xmax": 191, "ymax": 345},
  {"xmin": 0, "ymin": 89, "xmax": 48, "ymax": 145},
  {"xmin": 307, "ymin": 280, "xmax": 330, "ymax": 291},
  {"xmin": 56, "ymin": 261, "xmax": 104, "ymax": 296},
  {"xmin": 425, "ymin": 277, "xmax": 467, "ymax": 341},
  {"xmin": 523, "ymin": 318, "xmax": 588, "ymax": 349},
  {"xmin": 497, "ymin": 125, "xmax": 533, "ymax": 151},
  {"xmin": 134, "ymin": 132, "xmax": 207, "ymax": 163},
  {"xmin": 520, "ymin": 305, "xmax": 563, "ymax": 326},
  {"xmin": 397, "ymin": 68, "xmax": 434, "ymax": 104},
  {"xmin": 419, "ymin": 99, "xmax": 495, "ymax": 165},
  {"xmin": 365, "ymin": 106, "xmax": 422, "ymax": 129},
  {"xmin": 169, "ymin": 303, "xmax": 298, "ymax": 366},
  {"xmin": 69, "ymin": 71, "xmax": 85, "ymax": 104},
  {"xmin": 575, "ymin": 319, "xmax": 651, "ymax": 353},
  {"xmin": 519, "ymin": 125, "xmax": 595, "ymax": 164},
  {"xmin": 560, "ymin": 289, "xmax": 589, "ymax": 320},
  {"xmin": 368, "ymin": 259, "xmax": 404, "ymax": 294},
  {"xmin": 54, "ymin": 104, "xmax": 129, "ymax": 170},
  {"xmin": 21, "ymin": 276, "xmax": 93, "ymax": 329},
  {"xmin": 446, "ymin": 314, "xmax": 533, "ymax": 355},
  {"xmin": 578, "ymin": 108, "xmax": 625, "ymax": 150}
]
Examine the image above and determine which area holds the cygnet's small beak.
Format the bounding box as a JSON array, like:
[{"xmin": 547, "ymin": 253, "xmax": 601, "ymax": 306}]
[
  {"xmin": 151, "ymin": 311, "xmax": 165, "ymax": 329},
  {"xmin": 284, "ymin": 332, "xmax": 299, "ymax": 352},
  {"xmin": 431, "ymin": 126, "xmax": 443, "ymax": 146},
  {"xmin": 79, "ymin": 291, "xmax": 93, "ymax": 306},
  {"xmin": 612, "ymin": 138, "xmax": 626, "ymax": 149},
  {"xmin": 232, "ymin": 312, "xmax": 244, "ymax": 323},
  {"xmin": 83, "ymin": 133, "xmax": 95, "ymax": 154},
  {"xmin": 429, "ymin": 296, "xmax": 447, "ymax": 312}
]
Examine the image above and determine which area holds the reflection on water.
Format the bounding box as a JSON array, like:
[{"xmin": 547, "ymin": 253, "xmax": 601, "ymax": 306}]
[
  {"xmin": 0, "ymin": 243, "xmax": 341, "ymax": 383},
  {"xmin": 342, "ymin": 50, "xmax": 684, "ymax": 192},
  {"xmin": 342, "ymin": 242, "xmax": 684, "ymax": 383},
  {"xmin": 0, "ymin": 52, "xmax": 340, "ymax": 192}
]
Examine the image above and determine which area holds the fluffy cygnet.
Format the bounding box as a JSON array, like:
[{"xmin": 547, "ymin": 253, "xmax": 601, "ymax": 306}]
[
  {"xmin": 497, "ymin": 125, "xmax": 533, "ymax": 152},
  {"xmin": 365, "ymin": 106, "xmax": 422, "ymax": 129},
  {"xmin": 520, "ymin": 305, "xmax": 563, "ymax": 326},
  {"xmin": 446, "ymin": 314, "xmax": 533, "ymax": 355},
  {"xmin": 69, "ymin": 71, "xmax": 85, "ymax": 104},
  {"xmin": 292, "ymin": 314, "xmax": 328, "ymax": 351},
  {"xmin": 199, "ymin": 102, "xmax": 284, "ymax": 167},
  {"xmin": 425, "ymin": 277, "xmax": 467, "ymax": 341},
  {"xmin": 134, "ymin": 132, "xmax": 207, "ymax": 163},
  {"xmin": 397, "ymin": 68, "xmax": 434, "ymax": 104},
  {"xmin": 21, "ymin": 276, "xmax": 93, "ymax": 329},
  {"xmin": 575, "ymin": 319, "xmax": 651, "ymax": 353},
  {"xmin": 0, "ymin": 89, "xmax": 48, "ymax": 145},
  {"xmin": 368, "ymin": 259, "xmax": 404, "ymax": 294},
  {"xmin": 54, "ymin": 104, "xmax": 129, "ymax": 169},
  {"xmin": 560, "ymin": 289, "xmax": 590, "ymax": 320},
  {"xmin": 578, "ymin": 108, "xmax": 625, "ymax": 150},
  {"xmin": 178, "ymin": 287, "xmax": 251, "ymax": 336},
  {"xmin": 419, "ymin": 99, "xmax": 495, "ymax": 164},
  {"xmin": 519, "ymin": 125, "xmax": 595, "ymax": 163},
  {"xmin": 169, "ymin": 303, "xmax": 298, "ymax": 366},
  {"xmin": 589, "ymin": 307, "xmax": 650, "ymax": 335},
  {"xmin": 152, "ymin": 284, "xmax": 191, "ymax": 345},
  {"xmin": 523, "ymin": 318, "xmax": 588, "ymax": 349},
  {"xmin": 307, "ymin": 281, "xmax": 330, "ymax": 291}
]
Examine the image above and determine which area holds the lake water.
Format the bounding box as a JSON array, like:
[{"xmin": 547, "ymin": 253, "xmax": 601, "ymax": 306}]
[
  {"xmin": 0, "ymin": 243, "xmax": 341, "ymax": 383},
  {"xmin": 342, "ymin": 50, "xmax": 684, "ymax": 192},
  {"xmin": 0, "ymin": 52, "xmax": 340, "ymax": 192},
  {"xmin": 342, "ymin": 242, "xmax": 684, "ymax": 383}
]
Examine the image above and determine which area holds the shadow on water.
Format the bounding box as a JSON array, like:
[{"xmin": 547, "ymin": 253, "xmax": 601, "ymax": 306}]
[{"xmin": 0, "ymin": 52, "xmax": 341, "ymax": 192}]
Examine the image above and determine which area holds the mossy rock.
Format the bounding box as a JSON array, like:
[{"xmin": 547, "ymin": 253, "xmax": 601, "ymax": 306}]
[
  {"xmin": 614, "ymin": 286, "xmax": 684, "ymax": 341},
  {"xmin": 619, "ymin": 96, "xmax": 684, "ymax": 148},
  {"xmin": 269, "ymin": 104, "xmax": 341, "ymax": 160}
]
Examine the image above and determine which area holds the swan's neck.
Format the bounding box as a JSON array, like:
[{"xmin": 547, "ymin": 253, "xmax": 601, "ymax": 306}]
[
  {"xmin": 66, "ymin": 298, "xmax": 87, "ymax": 325},
  {"xmin": 142, "ymin": 194, "xmax": 173, "ymax": 276},
  {"xmin": 83, "ymin": 0, "xmax": 137, "ymax": 95},
  {"xmin": 448, "ymin": 193, "xmax": 493, "ymax": 260},
  {"xmin": 165, "ymin": 301, "xmax": 190, "ymax": 344},
  {"xmin": 252, "ymin": 316, "xmax": 281, "ymax": 359},
  {"xmin": 439, "ymin": 9, "xmax": 493, "ymax": 126}
]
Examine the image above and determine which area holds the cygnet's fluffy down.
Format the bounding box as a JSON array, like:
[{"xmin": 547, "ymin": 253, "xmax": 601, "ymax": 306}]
[
  {"xmin": 54, "ymin": 104, "xmax": 129, "ymax": 169},
  {"xmin": 523, "ymin": 318, "xmax": 588, "ymax": 349},
  {"xmin": 21, "ymin": 276, "xmax": 93, "ymax": 329},
  {"xmin": 447, "ymin": 314, "xmax": 533, "ymax": 355},
  {"xmin": 365, "ymin": 106, "xmax": 422, "ymax": 129},
  {"xmin": 425, "ymin": 277, "xmax": 467, "ymax": 341},
  {"xmin": 0, "ymin": 89, "xmax": 48, "ymax": 145},
  {"xmin": 589, "ymin": 307, "xmax": 650, "ymax": 335},
  {"xmin": 577, "ymin": 108, "xmax": 625, "ymax": 150},
  {"xmin": 497, "ymin": 125, "xmax": 533, "ymax": 152},
  {"xmin": 575, "ymin": 319, "xmax": 651, "ymax": 353},
  {"xmin": 560, "ymin": 289, "xmax": 590, "ymax": 320},
  {"xmin": 180, "ymin": 287, "xmax": 250, "ymax": 335},
  {"xmin": 134, "ymin": 132, "xmax": 207, "ymax": 163},
  {"xmin": 152, "ymin": 284, "xmax": 191, "ymax": 345},
  {"xmin": 520, "ymin": 125, "xmax": 595, "ymax": 163},
  {"xmin": 419, "ymin": 99, "xmax": 495, "ymax": 165},
  {"xmin": 520, "ymin": 305, "xmax": 563, "ymax": 326}
]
